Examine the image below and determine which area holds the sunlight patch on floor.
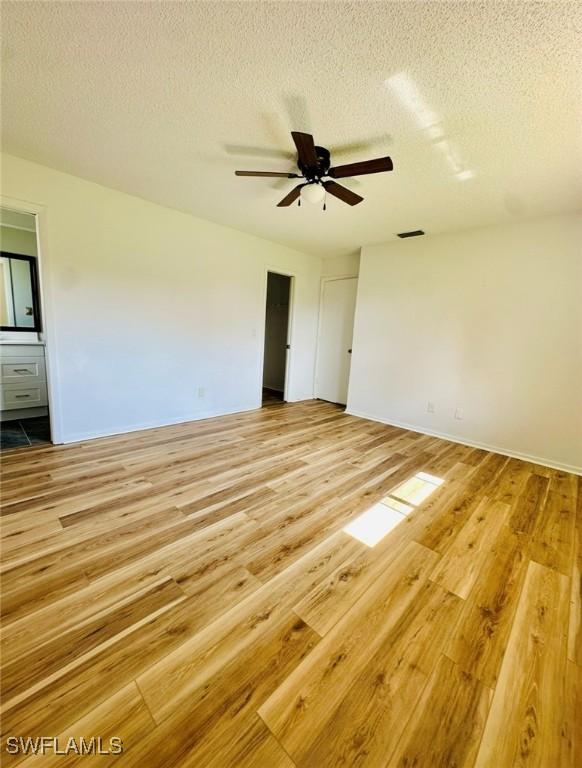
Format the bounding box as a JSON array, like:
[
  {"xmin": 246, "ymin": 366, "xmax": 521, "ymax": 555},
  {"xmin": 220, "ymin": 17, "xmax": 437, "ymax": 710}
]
[
  {"xmin": 344, "ymin": 471, "xmax": 444, "ymax": 547},
  {"xmin": 343, "ymin": 502, "xmax": 406, "ymax": 547},
  {"xmin": 379, "ymin": 497, "xmax": 413, "ymax": 516},
  {"xmin": 391, "ymin": 471, "xmax": 444, "ymax": 505}
]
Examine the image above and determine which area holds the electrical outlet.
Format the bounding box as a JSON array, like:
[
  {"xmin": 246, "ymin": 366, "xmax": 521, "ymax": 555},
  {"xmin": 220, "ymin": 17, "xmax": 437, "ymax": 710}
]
[
  {"xmin": 427, "ymin": 401, "xmax": 435, "ymax": 413},
  {"xmin": 198, "ymin": 387, "xmax": 205, "ymax": 399},
  {"xmin": 454, "ymin": 407, "xmax": 463, "ymax": 420}
]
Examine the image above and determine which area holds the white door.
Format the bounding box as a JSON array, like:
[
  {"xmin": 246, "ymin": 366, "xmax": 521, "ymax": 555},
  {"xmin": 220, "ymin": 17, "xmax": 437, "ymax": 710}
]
[{"xmin": 316, "ymin": 277, "xmax": 358, "ymax": 405}]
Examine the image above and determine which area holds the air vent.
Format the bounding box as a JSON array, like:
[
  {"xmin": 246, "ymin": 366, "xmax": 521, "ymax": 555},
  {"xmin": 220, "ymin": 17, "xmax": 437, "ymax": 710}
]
[{"xmin": 397, "ymin": 229, "xmax": 425, "ymax": 238}]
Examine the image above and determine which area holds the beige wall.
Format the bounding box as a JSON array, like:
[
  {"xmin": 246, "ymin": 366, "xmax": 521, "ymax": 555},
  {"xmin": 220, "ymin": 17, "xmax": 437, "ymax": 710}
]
[
  {"xmin": 0, "ymin": 224, "xmax": 37, "ymax": 256},
  {"xmin": 347, "ymin": 215, "xmax": 582, "ymax": 472},
  {"xmin": 1, "ymin": 153, "xmax": 322, "ymax": 442},
  {"xmin": 321, "ymin": 252, "xmax": 360, "ymax": 278}
]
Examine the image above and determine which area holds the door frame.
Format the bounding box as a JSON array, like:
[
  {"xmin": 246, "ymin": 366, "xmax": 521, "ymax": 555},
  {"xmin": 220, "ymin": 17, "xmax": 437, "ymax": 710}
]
[
  {"xmin": 260, "ymin": 267, "xmax": 295, "ymax": 403},
  {"xmin": 0, "ymin": 194, "xmax": 63, "ymax": 443},
  {"xmin": 314, "ymin": 274, "xmax": 358, "ymax": 404}
]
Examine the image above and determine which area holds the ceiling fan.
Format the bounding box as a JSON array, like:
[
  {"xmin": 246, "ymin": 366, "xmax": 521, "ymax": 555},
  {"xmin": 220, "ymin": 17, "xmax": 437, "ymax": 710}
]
[{"xmin": 235, "ymin": 131, "xmax": 393, "ymax": 208}]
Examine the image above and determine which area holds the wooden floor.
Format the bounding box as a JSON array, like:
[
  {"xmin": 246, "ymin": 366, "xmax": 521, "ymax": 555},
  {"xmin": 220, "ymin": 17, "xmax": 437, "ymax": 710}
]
[{"xmin": 0, "ymin": 400, "xmax": 579, "ymax": 767}]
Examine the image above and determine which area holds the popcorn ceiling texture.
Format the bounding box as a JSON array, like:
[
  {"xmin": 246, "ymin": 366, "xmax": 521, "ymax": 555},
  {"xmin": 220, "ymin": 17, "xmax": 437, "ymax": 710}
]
[{"xmin": 2, "ymin": 1, "xmax": 581, "ymax": 257}]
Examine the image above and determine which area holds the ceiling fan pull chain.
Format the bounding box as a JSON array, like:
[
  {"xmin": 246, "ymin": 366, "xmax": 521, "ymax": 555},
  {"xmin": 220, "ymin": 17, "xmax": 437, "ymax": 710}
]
[{"xmin": 323, "ymin": 187, "xmax": 327, "ymax": 211}]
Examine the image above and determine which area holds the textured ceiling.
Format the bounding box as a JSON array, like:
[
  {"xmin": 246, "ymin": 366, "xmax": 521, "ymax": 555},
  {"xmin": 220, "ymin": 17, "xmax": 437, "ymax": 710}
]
[{"xmin": 2, "ymin": 1, "xmax": 581, "ymax": 258}]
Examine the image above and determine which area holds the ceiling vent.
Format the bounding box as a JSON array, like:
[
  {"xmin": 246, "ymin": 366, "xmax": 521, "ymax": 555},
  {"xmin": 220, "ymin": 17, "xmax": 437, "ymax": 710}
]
[{"xmin": 397, "ymin": 229, "xmax": 425, "ymax": 238}]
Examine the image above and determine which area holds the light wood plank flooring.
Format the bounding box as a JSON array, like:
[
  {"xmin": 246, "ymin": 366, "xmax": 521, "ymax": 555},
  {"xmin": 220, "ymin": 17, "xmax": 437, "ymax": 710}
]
[{"xmin": 0, "ymin": 399, "xmax": 579, "ymax": 766}]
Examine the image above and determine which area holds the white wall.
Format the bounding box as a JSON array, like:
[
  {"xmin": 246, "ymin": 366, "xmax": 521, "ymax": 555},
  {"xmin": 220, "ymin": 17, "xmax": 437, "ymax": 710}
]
[
  {"xmin": 322, "ymin": 251, "xmax": 360, "ymax": 278},
  {"xmin": 1, "ymin": 154, "xmax": 322, "ymax": 443},
  {"xmin": 347, "ymin": 215, "xmax": 582, "ymax": 472}
]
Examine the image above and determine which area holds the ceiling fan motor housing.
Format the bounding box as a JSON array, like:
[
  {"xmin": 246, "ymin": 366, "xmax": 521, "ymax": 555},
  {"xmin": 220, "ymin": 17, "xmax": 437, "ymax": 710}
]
[{"xmin": 298, "ymin": 145, "xmax": 331, "ymax": 182}]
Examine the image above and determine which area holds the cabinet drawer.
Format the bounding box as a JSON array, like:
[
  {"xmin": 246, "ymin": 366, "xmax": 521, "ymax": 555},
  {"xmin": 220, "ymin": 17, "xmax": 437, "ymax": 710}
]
[
  {"xmin": 0, "ymin": 344, "xmax": 45, "ymax": 358},
  {"xmin": 0, "ymin": 358, "xmax": 46, "ymax": 384},
  {"xmin": 0, "ymin": 382, "xmax": 48, "ymax": 410}
]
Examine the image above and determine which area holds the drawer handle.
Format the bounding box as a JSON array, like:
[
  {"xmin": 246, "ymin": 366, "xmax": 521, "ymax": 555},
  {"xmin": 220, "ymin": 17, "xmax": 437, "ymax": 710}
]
[
  {"xmin": 14, "ymin": 369, "xmax": 33, "ymax": 374},
  {"xmin": 14, "ymin": 394, "xmax": 31, "ymax": 399}
]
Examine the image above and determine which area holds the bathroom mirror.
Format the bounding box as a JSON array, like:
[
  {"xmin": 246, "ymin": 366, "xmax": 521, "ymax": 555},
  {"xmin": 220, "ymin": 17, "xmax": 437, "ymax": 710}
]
[{"xmin": 0, "ymin": 252, "xmax": 42, "ymax": 332}]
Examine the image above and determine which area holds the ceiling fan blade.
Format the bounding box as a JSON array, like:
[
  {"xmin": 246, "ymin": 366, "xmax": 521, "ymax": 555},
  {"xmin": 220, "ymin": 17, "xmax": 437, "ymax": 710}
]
[
  {"xmin": 291, "ymin": 131, "xmax": 318, "ymax": 167},
  {"xmin": 235, "ymin": 170, "xmax": 300, "ymax": 178},
  {"xmin": 277, "ymin": 184, "xmax": 305, "ymax": 207},
  {"xmin": 323, "ymin": 181, "xmax": 364, "ymax": 206},
  {"xmin": 328, "ymin": 156, "xmax": 393, "ymax": 179}
]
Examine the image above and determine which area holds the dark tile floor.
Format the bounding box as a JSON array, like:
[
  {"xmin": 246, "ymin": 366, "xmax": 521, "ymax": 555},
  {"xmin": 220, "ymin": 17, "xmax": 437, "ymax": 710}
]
[
  {"xmin": 262, "ymin": 388, "xmax": 284, "ymax": 406},
  {"xmin": 0, "ymin": 416, "xmax": 51, "ymax": 450}
]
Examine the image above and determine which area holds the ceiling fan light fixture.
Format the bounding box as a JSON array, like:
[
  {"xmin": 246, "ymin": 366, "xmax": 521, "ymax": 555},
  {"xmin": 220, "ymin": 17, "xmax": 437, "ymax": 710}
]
[
  {"xmin": 235, "ymin": 131, "xmax": 393, "ymax": 208},
  {"xmin": 301, "ymin": 183, "xmax": 325, "ymax": 204}
]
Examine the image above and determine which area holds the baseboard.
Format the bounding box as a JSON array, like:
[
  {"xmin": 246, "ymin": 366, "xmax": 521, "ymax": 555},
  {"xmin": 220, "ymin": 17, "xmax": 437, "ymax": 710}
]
[
  {"xmin": 58, "ymin": 403, "xmax": 260, "ymax": 445},
  {"xmin": 346, "ymin": 408, "xmax": 582, "ymax": 476}
]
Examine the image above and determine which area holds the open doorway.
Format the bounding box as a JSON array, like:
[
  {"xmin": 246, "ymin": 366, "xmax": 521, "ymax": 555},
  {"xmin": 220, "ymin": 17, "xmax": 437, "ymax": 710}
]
[
  {"xmin": 0, "ymin": 207, "xmax": 52, "ymax": 449},
  {"xmin": 262, "ymin": 271, "xmax": 292, "ymax": 406}
]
